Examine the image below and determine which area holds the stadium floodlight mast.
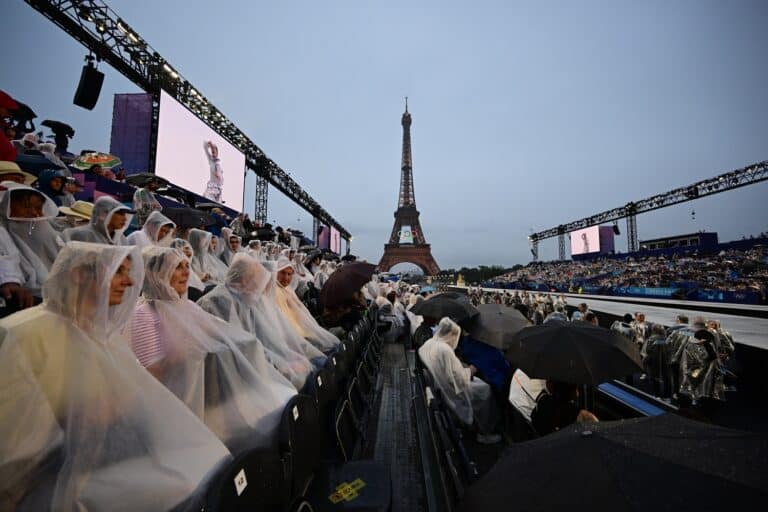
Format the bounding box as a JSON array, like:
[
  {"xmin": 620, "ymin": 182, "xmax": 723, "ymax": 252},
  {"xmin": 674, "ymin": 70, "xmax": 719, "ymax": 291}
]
[
  {"xmin": 24, "ymin": 0, "xmax": 351, "ymax": 240},
  {"xmin": 528, "ymin": 160, "xmax": 768, "ymax": 260}
]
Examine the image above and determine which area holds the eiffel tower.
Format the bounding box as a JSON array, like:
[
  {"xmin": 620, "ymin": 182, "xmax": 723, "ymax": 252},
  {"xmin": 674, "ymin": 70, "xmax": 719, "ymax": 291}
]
[{"xmin": 378, "ymin": 99, "xmax": 440, "ymax": 275}]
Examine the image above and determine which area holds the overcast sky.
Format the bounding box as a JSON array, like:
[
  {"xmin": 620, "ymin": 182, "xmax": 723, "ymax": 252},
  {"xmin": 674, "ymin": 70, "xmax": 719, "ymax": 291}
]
[{"xmin": 3, "ymin": 0, "xmax": 767, "ymax": 269}]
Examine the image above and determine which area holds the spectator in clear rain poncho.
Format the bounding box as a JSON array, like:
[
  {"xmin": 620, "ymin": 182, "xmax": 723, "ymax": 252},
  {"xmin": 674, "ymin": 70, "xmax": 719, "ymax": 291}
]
[
  {"xmin": 274, "ymin": 256, "xmax": 340, "ymax": 354},
  {"xmin": 170, "ymin": 238, "xmax": 206, "ymax": 294},
  {"xmin": 187, "ymin": 228, "xmax": 228, "ymax": 285},
  {"xmin": 313, "ymin": 261, "xmax": 332, "ymax": 290},
  {"xmin": 126, "ymin": 210, "xmax": 175, "ymax": 250},
  {"xmin": 0, "ymin": 183, "xmax": 62, "ymax": 310},
  {"xmin": 405, "ymin": 294, "xmax": 425, "ymax": 336},
  {"xmin": 129, "ymin": 246, "xmax": 295, "ymax": 452},
  {"xmin": 375, "ymin": 296, "xmax": 406, "ymax": 344},
  {"xmin": 63, "ymin": 196, "xmax": 132, "ymax": 246},
  {"xmin": 132, "ymin": 177, "xmax": 163, "ymax": 227},
  {"xmin": 0, "ymin": 242, "xmax": 230, "ymax": 511},
  {"xmin": 246, "ymin": 239, "xmax": 263, "ymax": 261},
  {"xmin": 218, "ymin": 227, "xmax": 242, "ymax": 266},
  {"xmin": 419, "ymin": 318, "xmax": 501, "ymax": 444},
  {"xmin": 197, "ymin": 254, "xmax": 325, "ymax": 391}
]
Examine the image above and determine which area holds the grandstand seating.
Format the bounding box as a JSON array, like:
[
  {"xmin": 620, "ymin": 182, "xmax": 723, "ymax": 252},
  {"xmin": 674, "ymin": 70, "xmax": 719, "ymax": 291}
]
[{"xmin": 203, "ymin": 311, "xmax": 391, "ymax": 511}]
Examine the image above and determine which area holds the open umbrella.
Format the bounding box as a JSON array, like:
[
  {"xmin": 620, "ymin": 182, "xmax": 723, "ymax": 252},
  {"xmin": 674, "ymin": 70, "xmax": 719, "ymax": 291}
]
[
  {"xmin": 466, "ymin": 304, "xmax": 530, "ymax": 350},
  {"xmin": 72, "ymin": 152, "xmax": 122, "ymax": 170},
  {"xmin": 460, "ymin": 414, "xmax": 768, "ymax": 512},
  {"xmin": 410, "ymin": 293, "xmax": 479, "ymax": 323},
  {"xmin": 319, "ymin": 262, "xmax": 377, "ymax": 309},
  {"xmin": 506, "ymin": 320, "xmax": 641, "ymax": 385},
  {"xmin": 162, "ymin": 207, "xmax": 216, "ymax": 229}
]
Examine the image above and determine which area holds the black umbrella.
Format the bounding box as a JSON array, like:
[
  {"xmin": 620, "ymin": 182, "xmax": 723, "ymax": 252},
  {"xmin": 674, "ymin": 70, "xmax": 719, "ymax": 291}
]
[
  {"xmin": 162, "ymin": 207, "xmax": 216, "ymax": 229},
  {"xmin": 124, "ymin": 173, "xmax": 169, "ymax": 188},
  {"xmin": 319, "ymin": 262, "xmax": 377, "ymax": 309},
  {"xmin": 410, "ymin": 293, "xmax": 479, "ymax": 323},
  {"xmin": 466, "ymin": 304, "xmax": 530, "ymax": 350},
  {"xmin": 460, "ymin": 414, "xmax": 768, "ymax": 512},
  {"xmin": 506, "ymin": 320, "xmax": 641, "ymax": 385}
]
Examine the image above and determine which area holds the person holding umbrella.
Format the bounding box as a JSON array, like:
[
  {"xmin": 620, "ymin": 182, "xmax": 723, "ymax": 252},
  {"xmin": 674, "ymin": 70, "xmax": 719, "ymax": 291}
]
[
  {"xmin": 132, "ymin": 176, "xmax": 163, "ymax": 226},
  {"xmin": 418, "ymin": 317, "xmax": 501, "ymax": 444},
  {"xmin": 531, "ymin": 381, "xmax": 599, "ymax": 435}
]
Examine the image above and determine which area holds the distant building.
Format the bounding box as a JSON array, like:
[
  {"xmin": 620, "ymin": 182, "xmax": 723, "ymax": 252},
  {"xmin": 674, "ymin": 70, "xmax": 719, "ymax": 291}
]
[{"xmin": 639, "ymin": 232, "xmax": 718, "ymax": 252}]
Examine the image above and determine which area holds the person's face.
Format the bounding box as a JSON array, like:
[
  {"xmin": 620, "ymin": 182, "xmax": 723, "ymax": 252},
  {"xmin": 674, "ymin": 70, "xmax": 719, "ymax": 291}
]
[
  {"xmin": 637, "ymin": 314, "xmax": 645, "ymax": 323},
  {"xmin": 107, "ymin": 211, "xmax": 128, "ymax": 231},
  {"xmin": 64, "ymin": 182, "xmax": 78, "ymax": 193},
  {"xmin": 49, "ymin": 176, "xmax": 63, "ymax": 191},
  {"xmin": 157, "ymin": 224, "xmax": 173, "ymax": 241},
  {"xmin": 92, "ymin": 165, "xmax": 103, "ymax": 176},
  {"xmin": 170, "ymin": 258, "xmax": 190, "ymax": 296},
  {"xmin": 277, "ymin": 266, "xmax": 294, "ymax": 287},
  {"xmin": 109, "ymin": 256, "xmax": 134, "ymax": 305},
  {"xmin": 229, "ymin": 236, "xmax": 240, "ymax": 251},
  {"xmin": 210, "ymin": 237, "xmax": 218, "ymax": 250},
  {"xmin": 9, "ymin": 193, "xmax": 44, "ymax": 218},
  {"xmin": 1, "ymin": 173, "xmax": 26, "ymax": 184},
  {"xmin": 182, "ymin": 245, "xmax": 193, "ymax": 258}
]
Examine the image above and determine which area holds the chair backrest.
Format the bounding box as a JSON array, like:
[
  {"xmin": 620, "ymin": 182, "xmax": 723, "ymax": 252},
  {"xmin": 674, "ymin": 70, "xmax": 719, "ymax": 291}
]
[
  {"xmin": 347, "ymin": 376, "xmax": 368, "ymax": 424},
  {"xmin": 280, "ymin": 394, "xmax": 323, "ymax": 498},
  {"xmin": 356, "ymin": 361, "xmax": 373, "ymax": 397},
  {"xmin": 330, "ymin": 343, "xmax": 351, "ymax": 382},
  {"xmin": 313, "ymin": 366, "xmax": 340, "ymax": 429},
  {"xmin": 204, "ymin": 448, "xmax": 287, "ymax": 511},
  {"xmin": 334, "ymin": 399, "xmax": 359, "ymax": 462}
]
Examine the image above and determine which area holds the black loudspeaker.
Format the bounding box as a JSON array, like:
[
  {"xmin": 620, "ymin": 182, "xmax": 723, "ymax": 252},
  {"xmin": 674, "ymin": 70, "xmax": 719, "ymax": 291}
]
[
  {"xmin": 73, "ymin": 62, "xmax": 104, "ymax": 110},
  {"xmin": 613, "ymin": 224, "xmax": 620, "ymax": 235}
]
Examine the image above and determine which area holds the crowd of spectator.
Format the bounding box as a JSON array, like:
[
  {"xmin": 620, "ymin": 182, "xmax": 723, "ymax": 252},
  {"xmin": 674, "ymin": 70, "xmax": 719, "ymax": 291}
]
[
  {"xmin": 487, "ymin": 246, "xmax": 768, "ymax": 303},
  {"xmin": 0, "ymin": 88, "xmax": 391, "ymax": 510}
]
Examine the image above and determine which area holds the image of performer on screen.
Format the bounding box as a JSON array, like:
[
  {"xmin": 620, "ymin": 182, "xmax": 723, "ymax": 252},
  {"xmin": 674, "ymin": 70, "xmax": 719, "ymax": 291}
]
[
  {"xmin": 581, "ymin": 232, "xmax": 590, "ymax": 253},
  {"xmin": 203, "ymin": 141, "xmax": 224, "ymax": 203}
]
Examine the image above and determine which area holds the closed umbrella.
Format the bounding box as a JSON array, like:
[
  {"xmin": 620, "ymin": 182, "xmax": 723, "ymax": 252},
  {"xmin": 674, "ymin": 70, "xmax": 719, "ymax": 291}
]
[
  {"xmin": 460, "ymin": 413, "xmax": 768, "ymax": 512},
  {"xmin": 319, "ymin": 262, "xmax": 377, "ymax": 309},
  {"xmin": 506, "ymin": 320, "xmax": 641, "ymax": 385},
  {"xmin": 466, "ymin": 303, "xmax": 530, "ymax": 350},
  {"xmin": 410, "ymin": 293, "xmax": 479, "ymax": 323}
]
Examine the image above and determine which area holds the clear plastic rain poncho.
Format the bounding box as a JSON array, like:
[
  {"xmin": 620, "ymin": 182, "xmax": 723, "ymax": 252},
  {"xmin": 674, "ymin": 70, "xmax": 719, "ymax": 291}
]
[
  {"xmin": 170, "ymin": 238, "xmax": 206, "ymax": 292},
  {"xmin": 130, "ymin": 247, "xmax": 296, "ymax": 452},
  {"xmin": 197, "ymin": 255, "xmax": 323, "ymax": 390},
  {"xmin": 418, "ymin": 317, "xmax": 498, "ymax": 433},
  {"xmin": 0, "ymin": 242, "xmax": 229, "ymax": 512},
  {"xmin": 0, "ymin": 183, "xmax": 62, "ymax": 294},
  {"xmin": 218, "ymin": 227, "xmax": 242, "ymax": 266},
  {"xmin": 63, "ymin": 196, "xmax": 133, "ymax": 246},
  {"xmin": 274, "ymin": 256, "xmax": 340, "ymax": 353},
  {"xmin": 313, "ymin": 262, "xmax": 331, "ymax": 289},
  {"xmin": 188, "ymin": 228, "xmax": 228, "ymax": 285},
  {"xmin": 246, "ymin": 239, "xmax": 263, "ymax": 261},
  {"xmin": 126, "ymin": 210, "xmax": 175, "ymax": 249},
  {"xmin": 293, "ymin": 252, "xmax": 314, "ymax": 284}
]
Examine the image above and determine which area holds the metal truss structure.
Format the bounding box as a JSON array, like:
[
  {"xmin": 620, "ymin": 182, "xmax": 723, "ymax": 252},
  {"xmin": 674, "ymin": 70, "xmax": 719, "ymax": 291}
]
[
  {"xmin": 529, "ymin": 160, "xmax": 767, "ymax": 257},
  {"xmin": 25, "ymin": 0, "xmax": 350, "ymax": 239}
]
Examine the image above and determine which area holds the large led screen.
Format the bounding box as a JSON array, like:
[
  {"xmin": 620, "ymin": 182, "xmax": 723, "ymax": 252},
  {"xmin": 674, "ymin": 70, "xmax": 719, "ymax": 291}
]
[
  {"xmin": 155, "ymin": 90, "xmax": 245, "ymax": 211},
  {"xmin": 330, "ymin": 227, "xmax": 341, "ymax": 254},
  {"xmin": 571, "ymin": 226, "xmax": 600, "ymax": 255}
]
